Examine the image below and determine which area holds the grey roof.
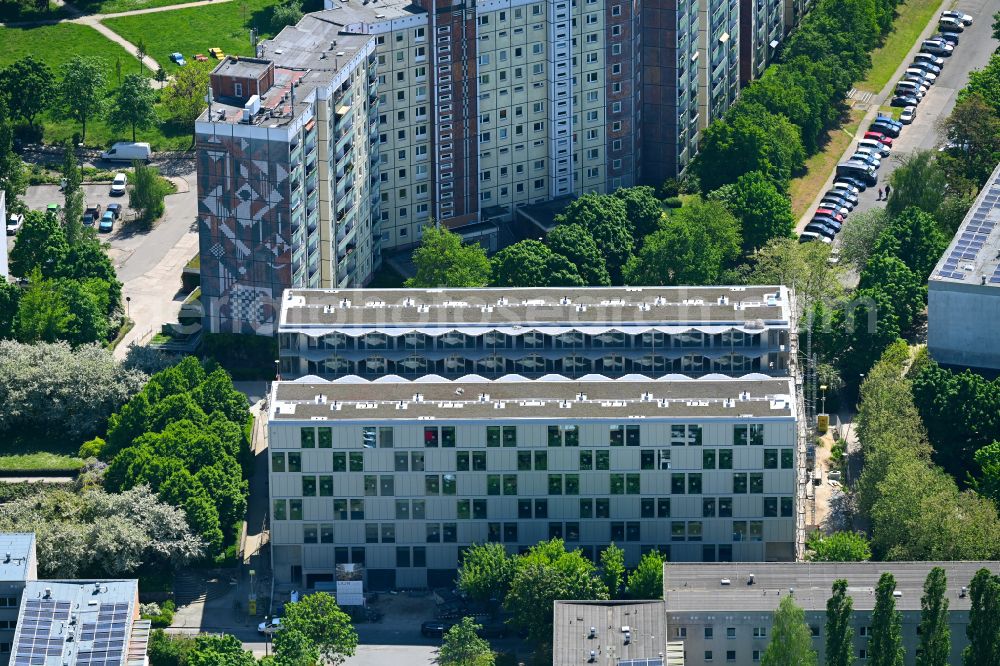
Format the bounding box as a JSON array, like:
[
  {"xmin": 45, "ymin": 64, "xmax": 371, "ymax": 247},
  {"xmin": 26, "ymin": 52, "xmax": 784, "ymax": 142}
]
[
  {"xmin": 663, "ymin": 562, "xmax": 1000, "ymax": 613},
  {"xmin": 12, "ymin": 580, "xmax": 140, "ymax": 666},
  {"xmin": 553, "ymin": 600, "xmax": 667, "ymax": 666},
  {"xmin": 930, "ymin": 162, "xmax": 1000, "ymax": 286},
  {"xmin": 0, "ymin": 533, "xmax": 35, "ymax": 582},
  {"xmin": 269, "ymin": 373, "xmax": 797, "ymax": 422},
  {"xmin": 279, "ymin": 286, "xmax": 792, "ymax": 330}
]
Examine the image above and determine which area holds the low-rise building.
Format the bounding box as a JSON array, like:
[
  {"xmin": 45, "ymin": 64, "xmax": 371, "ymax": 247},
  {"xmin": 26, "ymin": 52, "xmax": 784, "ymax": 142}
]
[
  {"xmin": 927, "ymin": 162, "xmax": 1000, "ymax": 370},
  {"xmin": 277, "ymin": 286, "xmax": 794, "ymax": 379},
  {"xmin": 0, "ymin": 534, "xmax": 36, "ymax": 665},
  {"xmin": 267, "ymin": 373, "xmax": 800, "ymax": 590},
  {"xmin": 553, "ymin": 600, "xmax": 684, "ymax": 666},
  {"xmin": 663, "ymin": 561, "xmax": 996, "ymax": 666}
]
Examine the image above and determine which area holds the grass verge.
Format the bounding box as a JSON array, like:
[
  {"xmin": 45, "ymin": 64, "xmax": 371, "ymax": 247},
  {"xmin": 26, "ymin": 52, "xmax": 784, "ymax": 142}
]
[
  {"xmin": 108, "ymin": 317, "xmax": 136, "ymax": 350},
  {"xmin": 789, "ymin": 108, "xmax": 866, "ymax": 219},
  {"xmin": 856, "ymin": 0, "xmax": 943, "ymax": 93},
  {"xmin": 75, "ymin": 0, "xmax": 205, "ymax": 15},
  {"xmin": 0, "ymin": 452, "xmax": 85, "ymax": 472},
  {"xmin": 102, "ymin": 0, "xmax": 279, "ymax": 75},
  {"xmin": 0, "ymin": 1, "xmax": 71, "ymax": 22}
]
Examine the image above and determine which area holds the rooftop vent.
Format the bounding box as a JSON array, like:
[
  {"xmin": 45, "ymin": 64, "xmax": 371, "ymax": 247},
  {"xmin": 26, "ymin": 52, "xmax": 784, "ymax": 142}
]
[
  {"xmin": 748, "ymin": 574, "xmax": 755, "ymax": 585},
  {"xmin": 4, "ymin": 552, "xmax": 9, "ymax": 563},
  {"xmin": 588, "ymin": 650, "xmax": 596, "ymax": 663},
  {"xmin": 893, "ymin": 591, "xmax": 903, "ymax": 599},
  {"xmin": 721, "ymin": 578, "xmax": 731, "ymax": 586},
  {"xmin": 624, "ymin": 631, "xmax": 631, "ymax": 645},
  {"xmin": 588, "ymin": 626, "xmax": 596, "ymax": 639},
  {"xmin": 44, "ymin": 587, "xmax": 52, "ymax": 598},
  {"xmin": 961, "ymin": 587, "xmax": 968, "ymax": 598}
]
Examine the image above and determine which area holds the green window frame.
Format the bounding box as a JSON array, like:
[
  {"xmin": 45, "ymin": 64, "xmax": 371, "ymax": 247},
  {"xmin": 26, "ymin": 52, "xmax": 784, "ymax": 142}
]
[
  {"xmin": 641, "ymin": 450, "xmax": 655, "ymax": 470},
  {"xmin": 457, "ymin": 499, "xmax": 471, "ymax": 519},
  {"xmin": 548, "ymin": 425, "xmax": 562, "ymax": 447},
  {"xmin": 271, "ymin": 452, "xmax": 285, "ymax": 472},
  {"xmin": 565, "ymin": 425, "xmax": 579, "ymax": 446},
  {"xmin": 487, "ymin": 426, "xmax": 501, "ymax": 447},
  {"xmin": 781, "ymin": 449, "xmax": 794, "ymax": 469},
  {"xmin": 687, "ymin": 473, "xmax": 701, "ymax": 494},
  {"xmin": 349, "ymin": 452, "xmax": 363, "ymax": 472},
  {"xmin": 273, "ymin": 499, "xmax": 287, "ymax": 520},
  {"xmin": 626, "ymin": 473, "xmax": 641, "ymax": 495},
  {"xmin": 303, "ymin": 524, "xmax": 318, "ymax": 543},
  {"xmin": 473, "ymin": 499, "xmax": 487, "ymax": 520},
  {"xmin": 671, "ymin": 424, "xmax": 686, "ymax": 446},
  {"xmin": 442, "ymin": 474, "xmax": 456, "ymax": 495},
  {"xmin": 749, "ymin": 424, "xmax": 764, "ymax": 446},
  {"xmin": 518, "ymin": 451, "xmax": 532, "ymax": 471},
  {"xmin": 733, "ymin": 426, "xmax": 748, "ymax": 446},
  {"xmin": 332, "ymin": 452, "xmax": 346, "ymax": 472},
  {"xmin": 548, "ymin": 474, "xmax": 563, "ymax": 495},
  {"xmin": 487, "ymin": 475, "xmax": 501, "ymax": 495},
  {"xmin": 287, "ymin": 452, "xmax": 301, "ymax": 473},
  {"xmin": 302, "ymin": 476, "xmax": 317, "ymax": 497},
  {"xmin": 301, "ymin": 428, "xmax": 316, "ymax": 448},
  {"xmin": 703, "ymin": 450, "xmax": 716, "ymax": 469},
  {"xmin": 289, "ymin": 499, "xmax": 302, "ymax": 521},
  {"xmin": 502, "ymin": 426, "xmax": 517, "ymax": 447},
  {"xmin": 472, "ymin": 451, "xmax": 486, "ymax": 471},
  {"xmin": 579, "ymin": 450, "xmax": 593, "ymax": 470},
  {"xmin": 565, "ymin": 474, "xmax": 579, "ymax": 495},
  {"xmin": 626, "ymin": 425, "xmax": 640, "ymax": 446},
  {"xmin": 764, "ymin": 449, "xmax": 778, "ymax": 469},
  {"xmin": 733, "ymin": 473, "xmax": 748, "ymax": 494},
  {"xmin": 596, "ymin": 450, "xmax": 610, "ymax": 470},
  {"xmin": 318, "ymin": 427, "xmax": 333, "ymax": 448},
  {"xmin": 671, "ymin": 473, "xmax": 686, "ymax": 494},
  {"xmin": 441, "ymin": 426, "xmax": 456, "ymax": 447},
  {"xmin": 503, "ymin": 474, "xmax": 518, "ymax": 495},
  {"xmin": 319, "ymin": 476, "xmax": 333, "ymax": 496},
  {"xmin": 610, "ymin": 474, "xmax": 625, "ymax": 495},
  {"xmin": 750, "ymin": 473, "xmax": 764, "ymax": 494},
  {"xmin": 534, "ymin": 451, "xmax": 547, "ymax": 470},
  {"xmin": 610, "ymin": 425, "xmax": 625, "ymax": 446},
  {"xmin": 719, "ymin": 449, "xmax": 733, "ymax": 469},
  {"xmin": 364, "ymin": 475, "xmax": 377, "ymax": 496}
]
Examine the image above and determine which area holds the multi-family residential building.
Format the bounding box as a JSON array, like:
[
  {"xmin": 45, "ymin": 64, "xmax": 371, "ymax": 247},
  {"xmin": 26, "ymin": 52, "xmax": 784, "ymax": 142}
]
[
  {"xmin": 927, "ymin": 162, "xmax": 1000, "ymax": 370},
  {"xmin": 196, "ymin": 0, "xmax": 808, "ymax": 333},
  {"xmin": 739, "ymin": 0, "xmax": 783, "ymax": 84},
  {"xmin": 0, "ymin": 534, "xmax": 35, "ymax": 665},
  {"xmin": 662, "ymin": 561, "xmax": 996, "ymax": 666},
  {"xmin": 276, "ymin": 285, "xmax": 795, "ymax": 379},
  {"xmin": 267, "ymin": 373, "xmax": 800, "ymax": 590},
  {"xmin": 10, "ymin": 580, "xmax": 150, "ymax": 666}
]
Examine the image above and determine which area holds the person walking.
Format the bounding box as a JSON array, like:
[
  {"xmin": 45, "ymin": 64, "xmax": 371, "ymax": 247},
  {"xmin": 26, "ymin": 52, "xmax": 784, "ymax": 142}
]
[
  {"xmin": 877, "ymin": 188, "xmax": 883, "ymax": 200},
  {"xmin": 884, "ymin": 183, "xmax": 891, "ymax": 199}
]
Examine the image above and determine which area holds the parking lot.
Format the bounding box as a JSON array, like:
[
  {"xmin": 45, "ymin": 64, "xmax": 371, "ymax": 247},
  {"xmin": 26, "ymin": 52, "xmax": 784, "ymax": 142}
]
[{"xmin": 22, "ymin": 180, "xmax": 135, "ymax": 237}]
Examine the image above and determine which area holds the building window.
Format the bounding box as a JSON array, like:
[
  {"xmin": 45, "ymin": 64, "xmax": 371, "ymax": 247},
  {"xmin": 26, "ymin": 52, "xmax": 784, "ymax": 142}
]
[
  {"xmin": 705, "ymin": 651, "xmax": 713, "ymax": 662},
  {"xmin": 300, "ymin": 428, "xmax": 316, "ymax": 448},
  {"xmin": 726, "ymin": 651, "xmax": 736, "ymax": 662}
]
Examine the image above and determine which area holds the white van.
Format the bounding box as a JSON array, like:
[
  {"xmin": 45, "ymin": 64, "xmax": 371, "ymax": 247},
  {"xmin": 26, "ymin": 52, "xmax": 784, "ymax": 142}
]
[{"xmin": 101, "ymin": 142, "xmax": 152, "ymax": 162}]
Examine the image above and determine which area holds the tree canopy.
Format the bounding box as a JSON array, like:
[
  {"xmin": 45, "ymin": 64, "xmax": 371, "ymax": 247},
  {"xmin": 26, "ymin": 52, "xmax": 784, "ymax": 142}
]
[
  {"xmin": 545, "ymin": 223, "xmax": 611, "ymax": 286},
  {"xmin": 807, "ymin": 531, "xmax": 872, "ymax": 562},
  {"xmin": 917, "ymin": 567, "xmax": 950, "ymax": 666},
  {"xmin": 491, "ymin": 240, "xmax": 584, "ymax": 287},
  {"xmin": 761, "ymin": 595, "xmax": 816, "ymax": 666},
  {"xmin": 276, "ymin": 592, "xmax": 358, "ymax": 665},
  {"xmin": 825, "ymin": 579, "xmax": 854, "ymax": 666},
  {"xmin": 405, "ymin": 225, "xmax": 491, "ymax": 288},
  {"xmin": 625, "ymin": 550, "xmax": 665, "ymax": 599},
  {"xmin": 457, "ymin": 542, "xmax": 516, "ymax": 603},
  {"xmin": 439, "ymin": 617, "xmax": 495, "ymax": 666},
  {"xmin": 870, "ymin": 573, "xmax": 904, "ymax": 666}
]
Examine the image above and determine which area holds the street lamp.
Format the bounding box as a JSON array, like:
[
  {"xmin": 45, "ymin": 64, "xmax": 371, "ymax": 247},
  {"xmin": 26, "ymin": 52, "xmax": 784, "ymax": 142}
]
[
  {"xmin": 819, "ymin": 384, "xmax": 827, "ymax": 416},
  {"xmin": 125, "ymin": 296, "xmax": 131, "ymax": 318}
]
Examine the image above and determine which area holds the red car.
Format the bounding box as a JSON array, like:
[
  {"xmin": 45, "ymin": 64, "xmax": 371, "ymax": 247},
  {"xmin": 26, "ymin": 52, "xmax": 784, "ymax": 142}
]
[
  {"xmin": 815, "ymin": 208, "xmax": 845, "ymax": 222},
  {"xmin": 864, "ymin": 131, "xmax": 893, "ymax": 147}
]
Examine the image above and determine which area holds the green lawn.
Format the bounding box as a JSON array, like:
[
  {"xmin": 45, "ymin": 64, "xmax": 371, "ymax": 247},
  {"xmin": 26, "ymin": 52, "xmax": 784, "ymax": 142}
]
[
  {"xmin": 857, "ymin": 0, "xmax": 943, "ymax": 93},
  {"xmin": 789, "ymin": 108, "xmax": 865, "ymax": 219},
  {"xmin": 0, "ymin": 23, "xmax": 194, "ymax": 150},
  {"xmin": 103, "ymin": 0, "xmax": 279, "ymax": 74},
  {"xmin": 0, "ymin": 452, "xmax": 85, "ymax": 472},
  {"xmin": 74, "ymin": 0, "xmax": 205, "ymax": 16}
]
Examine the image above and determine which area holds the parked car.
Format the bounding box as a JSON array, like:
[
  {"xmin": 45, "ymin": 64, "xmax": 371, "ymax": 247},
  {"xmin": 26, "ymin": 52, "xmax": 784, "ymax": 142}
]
[
  {"xmin": 913, "ymin": 52, "xmax": 945, "ymax": 67},
  {"xmin": 101, "ymin": 142, "xmax": 152, "ymax": 162},
  {"xmin": 859, "ymin": 138, "xmax": 890, "ymax": 158},
  {"xmin": 811, "ymin": 214, "xmax": 843, "ymax": 231},
  {"xmin": 905, "ymin": 67, "xmax": 936, "ymax": 83},
  {"xmin": 106, "ymin": 203, "xmax": 123, "ymax": 219},
  {"xmin": 921, "ymin": 39, "xmax": 953, "ymax": 56},
  {"xmin": 820, "ymin": 199, "xmax": 851, "ymax": 215},
  {"xmin": 834, "ymin": 176, "xmax": 867, "ymax": 192},
  {"xmin": 891, "ymin": 94, "xmax": 920, "ymax": 108},
  {"xmin": 46, "ymin": 203, "xmax": 60, "ymax": 216},
  {"xmin": 825, "ymin": 188, "xmax": 858, "ymax": 205},
  {"xmin": 257, "ymin": 618, "xmax": 281, "ymax": 635},
  {"xmin": 83, "ymin": 203, "xmax": 102, "ymax": 226},
  {"xmin": 99, "ymin": 211, "xmax": 115, "ymax": 233},
  {"xmin": 910, "ymin": 60, "xmax": 941, "ymax": 75},
  {"xmin": 815, "ymin": 208, "xmax": 845, "ymax": 223},
  {"xmin": 850, "ymin": 151, "xmax": 881, "ymax": 168},
  {"xmin": 899, "ymin": 106, "xmax": 916, "ymax": 124},
  {"xmin": 805, "ymin": 222, "xmax": 837, "ymax": 240},
  {"xmin": 933, "ymin": 31, "xmax": 960, "ymax": 46},
  {"xmin": 799, "ymin": 230, "xmax": 831, "ymax": 244},
  {"xmin": 6, "ymin": 212, "xmax": 23, "ymax": 235},
  {"xmin": 208, "ymin": 47, "xmax": 225, "ymax": 60},
  {"xmin": 895, "ymin": 81, "xmax": 926, "ymax": 98},
  {"xmin": 110, "ymin": 172, "xmax": 128, "ymax": 196},
  {"xmin": 169, "ymin": 52, "xmax": 187, "ymax": 66},
  {"xmin": 941, "ymin": 10, "xmax": 972, "ymax": 25},
  {"xmin": 938, "ymin": 16, "xmax": 964, "ymax": 32},
  {"xmin": 836, "ymin": 162, "xmax": 877, "ymax": 187},
  {"xmin": 869, "ymin": 121, "xmax": 900, "ymax": 138},
  {"xmin": 421, "ymin": 620, "xmax": 456, "ymax": 638},
  {"xmin": 864, "ymin": 131, "xmax": 893, "ymax": 148}
]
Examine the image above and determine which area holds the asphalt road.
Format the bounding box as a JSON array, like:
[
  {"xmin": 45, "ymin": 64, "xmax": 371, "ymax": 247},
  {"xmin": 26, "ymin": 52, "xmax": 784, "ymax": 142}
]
[{"xmin": 798, "ymin": 0, "xmax": 999, "ymax": 231}]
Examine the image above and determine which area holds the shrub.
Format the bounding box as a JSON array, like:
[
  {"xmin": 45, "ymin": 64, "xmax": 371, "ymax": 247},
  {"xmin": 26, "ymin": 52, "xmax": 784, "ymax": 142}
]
[
  {"xmin": 663, "ymin": 197, "xmax": 683, "ymax": 208},
  {"xmin": 78, "ymin": 437, "xmax": 106, "ymax": 458}
]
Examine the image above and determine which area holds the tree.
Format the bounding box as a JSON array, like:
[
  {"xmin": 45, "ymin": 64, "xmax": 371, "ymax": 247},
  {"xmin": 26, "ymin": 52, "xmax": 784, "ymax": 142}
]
[
  {"xmin": 60, "ymin": 140, "xmax": 85, "ymax": 245},
  {"xmin": 741, "ymin": 66, "xmax": 824, "ymax": 153},
  {"xmin": 270, "ymin": 628, "xmax": 319, "ymax": 666},
  {"xmin": 917, "ymin": 567, "xmax": 950, "ymax": 666},
  {"xmin": 554, "ymin": 193, "xmax": 633, "ymax": 282},
  {"xmin": 187, "ymin": 635, "xmax": 256, "ymax": 666},
  {"xmin": 108, "ymin": 74, "xmax": 158, "ymax": 142},
  {"xmin": 546, "ymin": 223, "xmax": 611, "ymax": 286},
  {"xmin": 959, "ymin": 53, "xmax": 1000, "ymax": 115},
  {"xmin": 405, "ymin": 224, "xmax": 491, "ymax": 288},
  {"xmin": 613, "ymin": 186, "xmax": 664, "ymax": 240},
  {"xmin": 57, "ymin": 56, "xmax": 107, "ymax": 143},
  {"xmin": 129, "ymin": 161, "xmax": 169, "ymax": 223},
  {"xmin": 0, "ymin": 340, "xmax": 144, "ymax": 441},
  {"xmin": 599, "ymin": 543, "xmax": 626, "ymax": 599},
  {"xmin": 872, "ymin": 207, "xmax": 947, "ymax": 280},
  {"xmin": 457, "ymin": 543, "xmax": 516, "ymax": 603},
  {"xmin": 825, "ymin": 579, "xmax": 853, "ymax": 666},
  {"xmin": 0, "ymin": 281, "xmax": 19, "ymax": 339},
  {"xmin": 490, "ymin": 240, "xmax": 584, "ymax": 287},
  {"xmin": 858, "ymin": 254, "xmax": 924, "ymax": 332},
  {"xmin": 870, "ymin": 573, "xmax": 904, "ymax": 666},
  {"xmin": 886, "ymin": 151, "xmax": 948, "ymax": 219},
  {"xmin": 974, "ymin": 441, "xmax": 1000, "ymax": 504},
  {"xmin": 761, "ymin": 595, "xmax": 817, "ymax": 666},
  {"xmin": 993, "ymin": 11, "xmax": 1000, "ymax": 42},
  {"xmin": 0, "ymin": 104, "xmax": 26, "ymax": 208},
  {"xmin": 163, "ymin": 61, "xmax": 211, "ymax": 146},
  {"xmin": 624, "ymin": 199, "xmax": 740, "ymax": 285},
  {"xmin": 839, "ymin": 209, "xmax": 889, "ymax": 270},
  {"xmin": 504, "ymin": 539, "xmax": 608, "ymax": 644},
  {"xmin": 439, "ymin": 617, "xmax": 495, "ymax": 666},
  {"xmin": 626, "ymin": 550, "xmax": 665, "ymax": 599},
  {"xmin": 964, "ymin": 568, "xmax": 1000, "ymax": 666},
  {"xmin": 749, "ymin": 237, "xmax": 843, "ymax": 316},
  {"xmin": 807, "ymin": 531, "xmax": 872, "ymax": 562},
  {"xmin": 147, "ymin": 629, "xmax": 195, "ymax": 666},
  {"xmin": 712, "ymin": 170, "xmax": 794, "ymax": 253},
  {"xmin": 279, "ymin": 591, "xmax": 358, "ymax": 665},
  {"xmin": 0, "ymin": 56, "xmax": 55, "ymax": 127},
  {"xmin": 271, "ymin": 0, "xmax": 303, "ymax": 33},
  {"xmin": 8, "ymin": 210, "xmax": 68, "ymax": 278},
  {"xmin": 939, "ymin": 93, "xmax": 1000, "ymax": 191}
]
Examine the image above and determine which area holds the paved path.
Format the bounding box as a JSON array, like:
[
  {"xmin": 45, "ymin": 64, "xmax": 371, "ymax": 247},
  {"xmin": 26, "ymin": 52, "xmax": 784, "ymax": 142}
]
[{"xmin": 795, "ymin": 0, "xmax": 997, "ymax": 232}]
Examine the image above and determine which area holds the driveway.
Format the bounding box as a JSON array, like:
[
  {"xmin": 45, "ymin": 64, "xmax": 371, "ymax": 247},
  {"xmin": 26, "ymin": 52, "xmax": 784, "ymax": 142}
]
[
  {"xmin": 797, "ymin": 0, "xmax": 999, "ymax": 231},
  {"xmin": 16, "ymin": 170, "xmax": 198, "ymax": 357}
]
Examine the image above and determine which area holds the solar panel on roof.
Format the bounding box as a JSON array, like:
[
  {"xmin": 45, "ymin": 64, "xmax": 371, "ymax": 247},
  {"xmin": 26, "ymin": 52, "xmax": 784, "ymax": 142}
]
[{"xmin": 619, "ymin": 660, "xmax": 665, "ymax": 666}]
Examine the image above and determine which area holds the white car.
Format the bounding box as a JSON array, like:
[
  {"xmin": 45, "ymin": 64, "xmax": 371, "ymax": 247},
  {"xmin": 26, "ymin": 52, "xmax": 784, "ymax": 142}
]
[
  {"xmin": 899, "ymin": 106, "xmax": 916, "ymax": 125},
  {"xmin": 941, "ymin": 10, "xmax": 972, "ymax": 25},
  {"xmin": 6, "ymin": 212, "xmax": 23, "ymax": 235},
  {"xmin": 110, "ymin": 173, "xmax": 128, "ymax": 196},
  {"xmin": 258, "ymin": 618, "xmax": 281, "ymax": 635}
]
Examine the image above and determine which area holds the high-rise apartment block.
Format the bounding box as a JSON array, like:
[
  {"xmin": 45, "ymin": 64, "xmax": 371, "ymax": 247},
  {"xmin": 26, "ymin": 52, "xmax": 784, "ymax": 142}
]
[
  {"xmin": 276, "ymin": 285, "xmax": 794, "ymax": 380},
  {"xmin": 267, "ymin": 373, "xmax": 799, "ymax": 589},
  {"xmin": 197, "ymin": 0, "xmax": 808, "ymax": 334}
]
